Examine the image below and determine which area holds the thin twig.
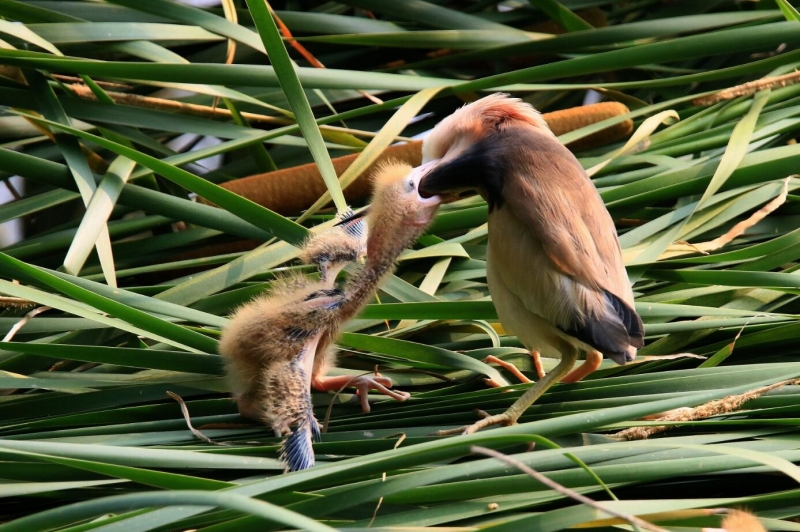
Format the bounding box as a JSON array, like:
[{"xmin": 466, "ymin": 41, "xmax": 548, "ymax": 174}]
[
  {"xmin": 167, "ymin": 391, "xmax": 231, "ymax": 446},
  {"xmin": 67, "ymin": 84, "xmax": 393, "ymax": 140},
  {"xmin": 321, "ymin": 369, "xmax": 378, "ymax": 434},
  {"xmin": 68, "ymin": 84, "xmax": 287, "ymax": 125},
  {"xmin": 266, "ymin": 4, "xmax": 383, "ymax": 105},
  {"xmin": 3, "ymin": 179, "xmax": 21, "ymax": 201},
  {"xmin": 615, "ymin": 378, "xmax": 800, "ymax": 440},
  {"xmin": 2, "ymin": 306, "xmax": 50, "ymax": 342},
  {"xmin": 52, "ymin": 74, "xmax": 129, "ymax": 90},
  {"xmin": 471, "ymin": 446, "xmax": 671, "ymax": 532}
]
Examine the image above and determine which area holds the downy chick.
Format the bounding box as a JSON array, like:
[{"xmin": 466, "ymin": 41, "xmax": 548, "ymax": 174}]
[
  {"xmin": 299, "ymin": 210, "xmax": 402, "ymax": 411},
  {"xmin": 300, "ymin": 209, "xmax": 367, "ymax": 286},
  {"xmin": 219, "ymin": 280, "xmax": 343, "ymax": 472},
  {"xmin": 309, "ymin": 161, "xmax": 443, "ymax": 413}
]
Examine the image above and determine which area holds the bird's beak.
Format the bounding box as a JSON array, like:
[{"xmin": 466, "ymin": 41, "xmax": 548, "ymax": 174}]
[
  {"xmin": 410, "ymin": 160, "xmax": 441, "ymax": 203},
  {"xmin": 416, "ymin": 158, "xmax": 447, "ymax": 200},
  {"xmin": 417, "ymin": 153, "xmax": 481, "ymax": 203},
  {"xmin": 409, "ymin": 162, "xmax": 443, "ymax": 226}
]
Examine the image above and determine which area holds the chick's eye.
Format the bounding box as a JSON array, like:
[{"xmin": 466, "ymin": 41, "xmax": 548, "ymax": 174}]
[{"xmin": 406, "ymin": 178, "xmax": 415, "ymax": 192}]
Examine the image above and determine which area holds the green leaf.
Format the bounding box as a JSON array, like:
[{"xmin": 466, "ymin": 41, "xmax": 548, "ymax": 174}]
[
  {"xmin": 527, "ymin": 0, "xmax": 593, "ymax": 32},
  {"xmin": 776, "ymin": 0, "xmax": 800, "ymax": 21},
  {"xmin": 0, "ymin": 253, "xmax": 218, "ymax": 353},
  {"xmin": 246, "ymin": 0, "xmax": 346, "ymax": 212}
]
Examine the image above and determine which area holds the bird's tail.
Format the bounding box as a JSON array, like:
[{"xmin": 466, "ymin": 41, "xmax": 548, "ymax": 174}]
[{"xmin": 279, "ymin": 401, "xmax": 321, "ymax": 473}]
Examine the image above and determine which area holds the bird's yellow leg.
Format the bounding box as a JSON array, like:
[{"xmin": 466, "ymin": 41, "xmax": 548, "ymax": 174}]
[
  {"xmin": 560, "ymin": 350, "xmax": 603, "ymax": 384},
  {"xmin": 435, "ymin": 343, "xmax": 579, "ymax": 436}
]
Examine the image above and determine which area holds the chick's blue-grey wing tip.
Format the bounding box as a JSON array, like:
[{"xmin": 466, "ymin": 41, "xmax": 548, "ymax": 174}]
[{"xmin": 280, "ymin": 415, "xmax": 321, "ymax": 472}]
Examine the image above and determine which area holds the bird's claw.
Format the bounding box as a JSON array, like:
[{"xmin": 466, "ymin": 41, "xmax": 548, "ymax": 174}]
[
  {"xmin": 433, "ymin": 411, "xmax": 516, "ymax": 436},
  {"xmin": 351, "ymin": 374, "xmax": 410, "ymax": 413}
]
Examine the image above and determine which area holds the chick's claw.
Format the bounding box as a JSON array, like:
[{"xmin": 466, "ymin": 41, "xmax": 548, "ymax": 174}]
[
  {"xmin": 352, "ymin": 374, "xmax": 410, "ymax": 413},
  {"xmin": 312, "ymin": 373, "xmax": 410, "ymax": 413}
]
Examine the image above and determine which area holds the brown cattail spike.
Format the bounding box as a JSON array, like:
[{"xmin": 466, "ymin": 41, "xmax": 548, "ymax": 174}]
[
  {"xmin": 546, "ymin": 101, "xmax": 633, "ymax": 151},
  {"xmin": 207, "ymin": 141, "xmax": 422, "ymax": 215},
  {"xmin": 209, "ymin": 101, "xmax": 632, "ymax": 215}
]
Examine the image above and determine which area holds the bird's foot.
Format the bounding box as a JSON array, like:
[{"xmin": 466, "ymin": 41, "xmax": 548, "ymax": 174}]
[
  {"xmin": 433, "ymin": 409, "xmax": 517, "ymax": 436},
  {"xmin": 491, "ymin": 350, "xmax": 600, "ymax": 385},
  {"xmin": 351, "ymin": 374, "xmax": 410, "ymax": 413},
  {"xmin": 312, "ymin": 373, "xmax": 410, "ymax": 413},
  {"xmin": 483, "ymin": 352, "xmax": 547, "ymax": 388},
  {"xmin": 483, "ymin": 355, "xmax": 532, "ymax": 386}
]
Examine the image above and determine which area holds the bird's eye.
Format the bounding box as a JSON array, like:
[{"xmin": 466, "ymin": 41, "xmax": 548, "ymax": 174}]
[{"xmin": 406, "ymin": 178, "xmax": 415, "ymax": 192}]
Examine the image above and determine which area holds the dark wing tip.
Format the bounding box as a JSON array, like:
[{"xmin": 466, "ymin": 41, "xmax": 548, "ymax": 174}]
[
  {"xmin": 335, "ymin": 208, "xmax": 367, "ymax": 239},
  {"xmin": 562, "ymin": 290, "xmax": 644, "ymax": 363},
  {"xmin": 335, "ymin": 208, "xmax": 368, "ymax": 233},
  {"xmin": 604, "ymin": 290, "xmax": 644, "ymax": 349},
  {"xmin": 280, "ymin": 414, "xmax": 320, "ymax": 472}
]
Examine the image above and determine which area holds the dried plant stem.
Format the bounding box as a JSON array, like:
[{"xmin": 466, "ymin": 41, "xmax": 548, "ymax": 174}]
[
  {"xmin": 2, "ymin": 306, "xmax": 51, "ymax": 342},
  {"xmin": 0, "ymin": 297, "xmax": 37, "ymax": 309},
  {"xmin": 660, "ymin": 177, "xmax": 791, "ymax": 259},
  {"xmin": 692, "ymin": 177, "xmax": 791, "ymax": 251},
  {"xmin": 68, "ymin": 84, "xmax": 289, "ymax": 125},
  {"xmin": 367, "ymin": 434, "xmax": 406, "ymax": 528},
  {"xmin": 167, "ymin": 391, "xmax": 231, "ymax": 446},
  {"xmin": 616, "ymin": 379, "xmax": 800, "ymax": 441},
  {"xmin": 52, "ymin": 74, "xmax": 129, "ymax": 90},
  {"xmin": 471, "ymin": 446, "xmax": 670, "ymax": 532},
  {"xmin": 266, "ymin": 5, "xmax": 383, "ymax": 106},
  {"xmin": 67, "ymin": 84, "xmax": 386, "ymax": 140},
  {"xmin": 4, "ymin": 179, "xmax": 21, "ymax": 201},
  {"xmin": 693, "ymin": 71, "xmax": 800, "ymax": 105},
  {"xmin": 321, "ymin": 369, "xmax": 380, "ymax": 434},
  {"xmin": 0, "ymin": 305, "xmax": 51, "ymax": 395}
]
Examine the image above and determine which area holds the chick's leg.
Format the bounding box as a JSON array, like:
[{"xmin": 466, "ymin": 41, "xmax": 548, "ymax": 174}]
[
  {"xmin": 436, "ymin": 341, "xmax": 579, "ymax": 436},
  {"xmin": 312, "ymin": 374, "xmax": 410, "ymax": 413}
]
